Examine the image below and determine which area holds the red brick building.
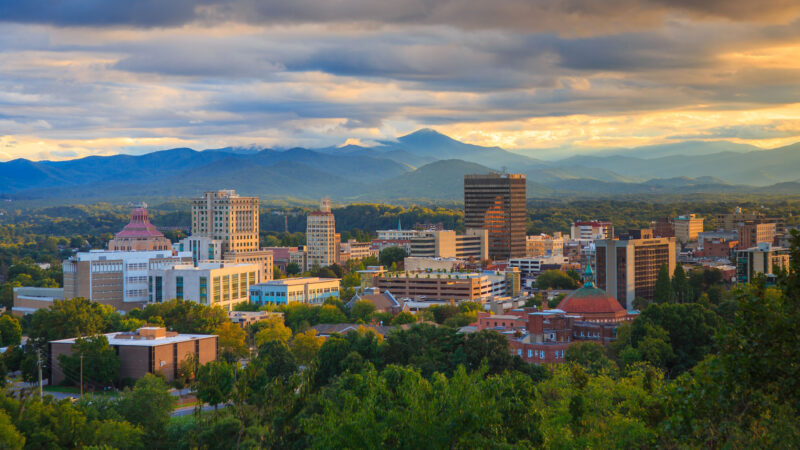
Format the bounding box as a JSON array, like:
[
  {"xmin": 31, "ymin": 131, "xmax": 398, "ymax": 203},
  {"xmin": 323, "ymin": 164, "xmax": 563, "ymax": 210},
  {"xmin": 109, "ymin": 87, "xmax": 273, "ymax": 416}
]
[
  {"xmin": 49, "ymin": 327, "xmax": 217, "ymax": 385},
  {"xmin": 474, "ymin": 268, "xmax": 634, "ymax": 364}
]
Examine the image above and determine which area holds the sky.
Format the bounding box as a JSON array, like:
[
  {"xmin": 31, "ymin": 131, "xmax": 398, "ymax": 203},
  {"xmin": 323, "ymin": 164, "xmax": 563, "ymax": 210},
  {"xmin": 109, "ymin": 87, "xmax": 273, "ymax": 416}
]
[{"xmin": 2, "ymin": 0, "xmax": 800, "ymax": 161}]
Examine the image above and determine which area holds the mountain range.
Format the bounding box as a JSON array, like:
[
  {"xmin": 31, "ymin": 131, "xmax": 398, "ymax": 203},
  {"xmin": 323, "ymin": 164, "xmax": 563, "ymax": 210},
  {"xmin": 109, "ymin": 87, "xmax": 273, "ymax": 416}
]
[{"xmin": 2, "ymin": 129, "xmax": 800, "ymax": 202}]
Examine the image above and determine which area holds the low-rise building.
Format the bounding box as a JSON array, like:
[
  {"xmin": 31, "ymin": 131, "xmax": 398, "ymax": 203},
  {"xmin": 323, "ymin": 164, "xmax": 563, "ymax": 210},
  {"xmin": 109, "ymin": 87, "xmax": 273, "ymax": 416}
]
[
  {"xmin": 148, "ymin": 262, "xmax": 259, "ymax": 310},
  {"xmin": 409, "ymin": 229, "xmax": 489, "ymax": 261},
  {"xmin": 249, "ymin": 277, "xmax": 340, "ymax": 305},
  {"xmin": 339, "ymin": 239, "xmax": 379, "ymax": 262},
  {"xmin": 526, "ymin": 233, "xmax": 564, "ymax": 258},
  {"xmin": 376, "ymin": 270, "xmax": 506, "ymax": 301},
  {"xmin": 228, "ymin": 310, "xmax": 284, "ymax": 328},
  {"xmin": 49, "ymin": 327, "xmax": 217, "ymax": 385},
  {"xmin": 570, "ymin": 221, "xmax": 613, "ymax": 240},
  {"xmin": 346, "ymin": 288, "xmax": 403, "ymax": 314},
  {"xmin": 12, "ymin": 287, "xmax": 64, "ymax": 316},
  {"xmin": 737, "ymin": 222, "xmax": 776, "ymax": 250},
  {"xmin": 404, "ymin": 256, "xmax": 466, "ymax": 272}
]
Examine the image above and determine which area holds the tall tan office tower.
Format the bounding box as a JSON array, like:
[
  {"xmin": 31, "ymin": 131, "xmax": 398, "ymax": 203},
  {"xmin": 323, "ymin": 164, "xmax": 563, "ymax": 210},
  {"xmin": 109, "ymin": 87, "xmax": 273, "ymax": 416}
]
[
  {"xmin": 306, "ymin": 198, "xmax": 337, "ymax": 269},
  {"xmin": 191, "ymin": 190, "xmax": 260, "ymax": 253},
  {"xmin": 464, "ymin": 173, "xmax": 527, "ymax": 260}
]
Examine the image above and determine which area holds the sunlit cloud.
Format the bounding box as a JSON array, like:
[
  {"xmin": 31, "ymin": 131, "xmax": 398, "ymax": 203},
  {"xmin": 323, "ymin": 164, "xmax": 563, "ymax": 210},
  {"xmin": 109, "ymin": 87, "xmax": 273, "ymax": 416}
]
[{"xmin": 1, "ymin": 1, "xmax": 800, "ymax": 161}]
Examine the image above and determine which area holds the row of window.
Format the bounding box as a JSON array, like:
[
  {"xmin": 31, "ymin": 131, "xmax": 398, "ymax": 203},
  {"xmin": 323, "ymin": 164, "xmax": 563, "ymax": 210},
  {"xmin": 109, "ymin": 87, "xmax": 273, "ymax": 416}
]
[{"xmin": 518, "ymin": 349, "xmax": 565, "ymax": 359}]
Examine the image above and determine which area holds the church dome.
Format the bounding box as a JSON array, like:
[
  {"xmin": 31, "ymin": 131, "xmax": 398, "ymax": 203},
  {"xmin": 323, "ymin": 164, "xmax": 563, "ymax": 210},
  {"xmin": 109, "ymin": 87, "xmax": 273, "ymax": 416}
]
[{"xmin": 556, "ymin": 264, "xmax": 626, "ymax": 316}]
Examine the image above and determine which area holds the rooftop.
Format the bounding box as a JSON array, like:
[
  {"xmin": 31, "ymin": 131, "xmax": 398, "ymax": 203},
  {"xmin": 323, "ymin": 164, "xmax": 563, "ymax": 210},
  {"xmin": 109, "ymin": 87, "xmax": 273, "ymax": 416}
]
[
  {"xmin": 50, "ymin": 328, "xmax": 215, "ymax": 347},
  {"xmin": 114, "ymin": 207, "xmax": 165, "ymax": 239}
]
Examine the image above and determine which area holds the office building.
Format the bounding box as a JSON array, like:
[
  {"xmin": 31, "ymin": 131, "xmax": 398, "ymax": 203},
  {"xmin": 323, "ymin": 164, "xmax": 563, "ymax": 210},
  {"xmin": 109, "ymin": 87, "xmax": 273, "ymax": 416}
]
[
  {"xmin": 409, "ymin": 229, "xmax": 488, "ymax": 260},
  {"xmin": 699, "ymin": 237, "xmax": 738, "ymax": 259},
  {"xmin": 735, "ymin": 243, "xmax": 790, "ymax": 284},
  {"xmin": 570, "ymin": 221, "xmax": 613, "ymax": 240},
  {"xmin": 50, "ymin": 327, "xmax": 217, "ymax": 385},
  {"xmin": 595, "ymin": 236, "xmax": 676, "ymax": 310},
  {"xmin": 148, "ymin": 262, "xmax": 259, "ymax": 310},
  {"xmin": 228, "ymin": 310, "xmax": 284, "ymax": 328},
  {"xmin": 63, "ymin": 249, "xmax": 192, "ymax": 312},
  {"xmin": 737, "ymin": 222, "xmax": 776, "ymax": 250},
  {"xmin": 404, "ymin": 257, "xmax": 466, "ymax": 272},
  {"xmin": 464, "ymin": 173, "xmax": 527, "ymax": 260},
  {"xmin": 375, "ymin": 271, "xmax": 506, "ymax": 301},
  {"xmin": 108, "ymin": 205, "xmax": 172, "ymax": 251},
  {"xmin": 249, "ymin": 277, "xmax": 340, "ymax": 305},
  {"xmin": 339, "ymin": 239, "xmax": 379, "ymax": 262},
  {"xmin": 674, "ymin": 214, "xmax": 704, "ymax": 243},
  {"xmin": 376, "ymin": 228, "xmax": 431, "ymax": 241},
  {"xmin": 652, "ymin": 217, "xmax": 675, "ymax": 238},
  {"xmin": 716, "ymin": 207, "xmax": 784, "ymax": 233},
  {"xmin": 526, "ymin": 233, "xmax": 564, "ymax": 258},
  {"xmin": 191, "ymin": 190, "xmax": 259, "ymax": 253},
  {"xmin": 306, "ymin": 198, "xmax": 337, "ymax": 269}
]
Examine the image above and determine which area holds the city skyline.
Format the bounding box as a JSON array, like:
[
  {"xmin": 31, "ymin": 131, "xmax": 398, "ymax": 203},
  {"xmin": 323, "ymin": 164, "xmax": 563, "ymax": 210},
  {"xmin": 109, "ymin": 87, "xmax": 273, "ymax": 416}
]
[{"xmin": 2, "ymin": 1, "xmax": 800, "ymax": 161}]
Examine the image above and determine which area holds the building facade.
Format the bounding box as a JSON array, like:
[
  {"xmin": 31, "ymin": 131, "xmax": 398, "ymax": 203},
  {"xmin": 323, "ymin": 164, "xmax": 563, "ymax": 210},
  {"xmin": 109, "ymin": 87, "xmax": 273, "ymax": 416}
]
[
  {"xmin": 191, "ymin": 190, "xmax": 260, "ymax": 254},
  {"xmin": 464, "ymin": 173, "xmax": 527, "ymax": 260},
  {"xmin": 306, "ymin": 198, "xmax": 337, "ymax": 269},
  {"xmin": 249, "ymin": 277, "xmax": 340, "ymax": 305},
  {"xmin": 595, "ymin": 236, "xmax": 676, "ymax": 309},
  {"xmin": 50, "ymin": 327, "xmax": 217, "ymax": 384},
  {"xmin": 409, "ymin": 229, "xmax": 488, "ymax": 260},
  {"xmin": 340, "ymin": 239, "xmax": 379, "ymax": 262},
  {"xmin": 735, "ymin": 243, "xmax": 790, "ymax": 284},
  {"xmin": 108, "ymin": 205, "xmax": 172, "ymax": 251},
  {"xmin": 375, "ymin": 271, "xmax": 506, "ymax": 301},
  {"xmin": 63, "ymin": 250, "xmax": 192, "ymax": 312},
  {"xmin": 526, "ymin": 233, "xmax": 564, "ymax": 258},
  {"xmin": 737, "ymin": 222, "xmax": 776, "ymax": 250},
  {"xmin": 570, "ymin": 221, "xmax": 613, "ymax": 240},
  {"xmin": 148, "ymin": 262, "xmax": 259, "ymax": 310},
  {"xmin": 674, "ymin": 214, "xmax": 704, "ymax": 243}
]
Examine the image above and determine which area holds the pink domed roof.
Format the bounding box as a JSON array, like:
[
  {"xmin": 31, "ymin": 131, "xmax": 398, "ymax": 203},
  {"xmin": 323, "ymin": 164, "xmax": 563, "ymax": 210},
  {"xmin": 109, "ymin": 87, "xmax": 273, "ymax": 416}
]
[
  {"xmin": 115, "ymin": 207, "xmax": 165, "ymax": 238},
  {"xmin": 556, "ymin": 285, "xmax": 626, "ymax": 315}
]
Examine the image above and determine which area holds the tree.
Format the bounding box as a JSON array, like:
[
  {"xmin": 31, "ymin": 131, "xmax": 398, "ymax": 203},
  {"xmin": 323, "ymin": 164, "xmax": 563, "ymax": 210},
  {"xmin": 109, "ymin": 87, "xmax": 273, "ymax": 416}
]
[
  {"xmin": 255, "ymin": 315, "xmax": 292, "ymax": 347},
  {"xmin": 390, "ymin": 311, "xmax": 417, "ymax": 326},
  {"xmin": 535, "ymin": 270, "xmax": 578, "ymax": 290},
  {"xmin": 672, "ymin": 264, "xmax": 690, "ymax": 303},
  {"xmin": 379, "ymin": 247, "xmax": 407, "ymax": 269},
  {"xmin": 214, "ymin": 321, "xmax": 249, "ymax": 362},
  {"xmin": 350, "ymin": 299, "xmax": 376, "ymax": 323},
  {"xmin": 0, "ymin": 315, "xmax": 21, "ymax": 346},
  {"xmin": 316, "ymin": 304, "xmax": 348, "ymax": 324},
  {"xmin": 654, "ymin": 264, "xmax": 673, "ymax": 303},
  {"xmin": 291, "ymin": 329, "xmax": 323, "ymax": 365},
  {"xmin": 464, "ymin": 330, "xmax": 517, "ymax": 375},
  {"xmin": 195, "ymin": 360, "xmax": 235, "ymax": 411},
  {"xmin": 115, "ymin": 373, "xmax": 175, "ymax": 443},
  {"xmin": 565, "ymin": 342, "xmax": 618, "ymax": 375},
  {"xmin": 0, "ymin": 410, "xmax": 24, "ymax": 450},
  {"xmin": 128, "ymin": 299, "xmax": 227, "ymax": 334},
  {"xmin": 57, "ymin": 335, "xmax": 121, "ymax": 388},
  {"xmin": 286, "ymin": 262, "xmax": 302, "ymax": 276}
]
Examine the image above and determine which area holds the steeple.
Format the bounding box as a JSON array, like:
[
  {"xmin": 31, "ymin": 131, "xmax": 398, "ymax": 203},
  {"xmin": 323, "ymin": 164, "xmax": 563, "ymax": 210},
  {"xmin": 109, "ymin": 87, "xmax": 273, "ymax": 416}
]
[
  {"xmin": 583, "ymin": 264, "xmax": 595, "ymax": 287},
  {"xmin": 398, "ymin": 218, "xmax": 402, "ymax": 231}
]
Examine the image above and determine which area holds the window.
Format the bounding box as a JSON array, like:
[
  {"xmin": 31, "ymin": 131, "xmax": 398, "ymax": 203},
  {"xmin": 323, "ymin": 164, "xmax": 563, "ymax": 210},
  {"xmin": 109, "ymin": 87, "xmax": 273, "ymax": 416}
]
[
  {"xmin": 527, "ymin": 349, "xmax": 532, "ymax": 358},
  {"xmin": 539, "ymin": 351, "xmax": 545, "ymax": 359},
  {"xmin": 223, "ymin": 275, "xmax": 230, "ymax": 300},
  {"xmin": 199, "ymin": 277, "xmax": 208, "ymax": 305},
  {"xmin": 517, "ymin": 349, "xmax": 522, "ymax": 356},
  {"xmin": 213, "ymin": 277, "xmax": 221, "ymax": 303}
]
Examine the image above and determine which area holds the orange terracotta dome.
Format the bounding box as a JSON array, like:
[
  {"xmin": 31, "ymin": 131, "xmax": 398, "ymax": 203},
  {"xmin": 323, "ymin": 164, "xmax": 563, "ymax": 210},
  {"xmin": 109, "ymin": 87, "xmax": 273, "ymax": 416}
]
[{"xmin": 556, "ymin": 265, "xmax": 629, "ymax": 322}]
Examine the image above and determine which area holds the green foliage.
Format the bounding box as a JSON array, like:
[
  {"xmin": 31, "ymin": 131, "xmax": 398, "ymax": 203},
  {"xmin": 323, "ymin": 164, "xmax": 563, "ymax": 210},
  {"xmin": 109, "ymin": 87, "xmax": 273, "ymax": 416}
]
[
  {"xmin": 114, "ymin": 374, "xmax": 175, "ymax": 444},
  {"xmin": 389, "ymin": 311, "xmax": 417, "ymax": 326},
  {"xmin": 565, "ymin": 342, "xmax": 618, "ymax": 376},
  {"xmin": 195, "ymin": 360, "xmax": 235, "ymax": 410},
  {"xmin": 128, "ymin": 299, "xmax": 227, "ymax": 334},
  {"xmin": 536, "ymin": 269, "xmax": 578, "ymax": 290},
  {"xmin": 57, "ymin": 335, "xmax": 120, "ymax": 388},
  {"xmin": 379, "ymin": 246, "xmax": 407, "ymax": 269},
  {"xmin": 214, "ymin": 321, "xmax": 249, "ymax": 362},
  {"xmin": 349, "ymin": 299, "xmax": 376, "ymax": 323},
  {"xmin": 672, "ymin": 263, "xmax": 690, "ymax": 303},
  {"xmin": 654, "ymin": 264, "xmax": 673, "ymax": 303},
  {"xmin": 0, "ymin": 315, "xmax": 22, "ymax": 347}
]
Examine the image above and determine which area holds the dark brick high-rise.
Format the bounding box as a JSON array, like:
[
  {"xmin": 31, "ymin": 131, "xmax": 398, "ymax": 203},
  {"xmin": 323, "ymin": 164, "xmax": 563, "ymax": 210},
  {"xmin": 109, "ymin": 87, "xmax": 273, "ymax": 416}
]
[{"xmin": 464, "ymin": 173, "xmax": 527, "ymax": 260}]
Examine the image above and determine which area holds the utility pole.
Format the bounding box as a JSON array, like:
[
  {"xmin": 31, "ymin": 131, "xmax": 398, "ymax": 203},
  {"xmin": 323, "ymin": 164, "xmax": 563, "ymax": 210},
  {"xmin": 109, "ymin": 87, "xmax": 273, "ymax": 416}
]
[
  {"xmin": 80, "ymin": 355, "xmax": 84, "ymax": 399},
  {"xmin": 37, "ymin": 349, "xmax": 42, "ymax": 400}
]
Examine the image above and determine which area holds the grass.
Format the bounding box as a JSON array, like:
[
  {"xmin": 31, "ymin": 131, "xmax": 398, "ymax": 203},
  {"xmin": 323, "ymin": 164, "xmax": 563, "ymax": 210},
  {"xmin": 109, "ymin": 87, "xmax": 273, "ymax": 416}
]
[{"xmin": 44, "ymin": 385, "xmax": 119, "ymax": 397}]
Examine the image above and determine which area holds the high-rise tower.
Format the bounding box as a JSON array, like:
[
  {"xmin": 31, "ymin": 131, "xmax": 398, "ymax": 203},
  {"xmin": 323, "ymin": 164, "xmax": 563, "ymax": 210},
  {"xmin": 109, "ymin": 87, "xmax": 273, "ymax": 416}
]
[
  {"xmin": 306, "ymin": 198, "xmax": 337, "ymax": 269},
  {"xmin": 464, "ymin": 173, "xmax": 526, "ymax": 260}
]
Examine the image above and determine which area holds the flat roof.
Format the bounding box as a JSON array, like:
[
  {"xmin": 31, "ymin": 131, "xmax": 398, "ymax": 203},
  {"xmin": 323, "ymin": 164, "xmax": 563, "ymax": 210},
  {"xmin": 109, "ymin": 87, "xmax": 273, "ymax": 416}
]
[
  {"xmin": 50, "ymin": 332, "xmax": 216, "ymax": 347},
  {"xmin": 252, "ymin": 277, "xmax": 340, "ymax": 286}
]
